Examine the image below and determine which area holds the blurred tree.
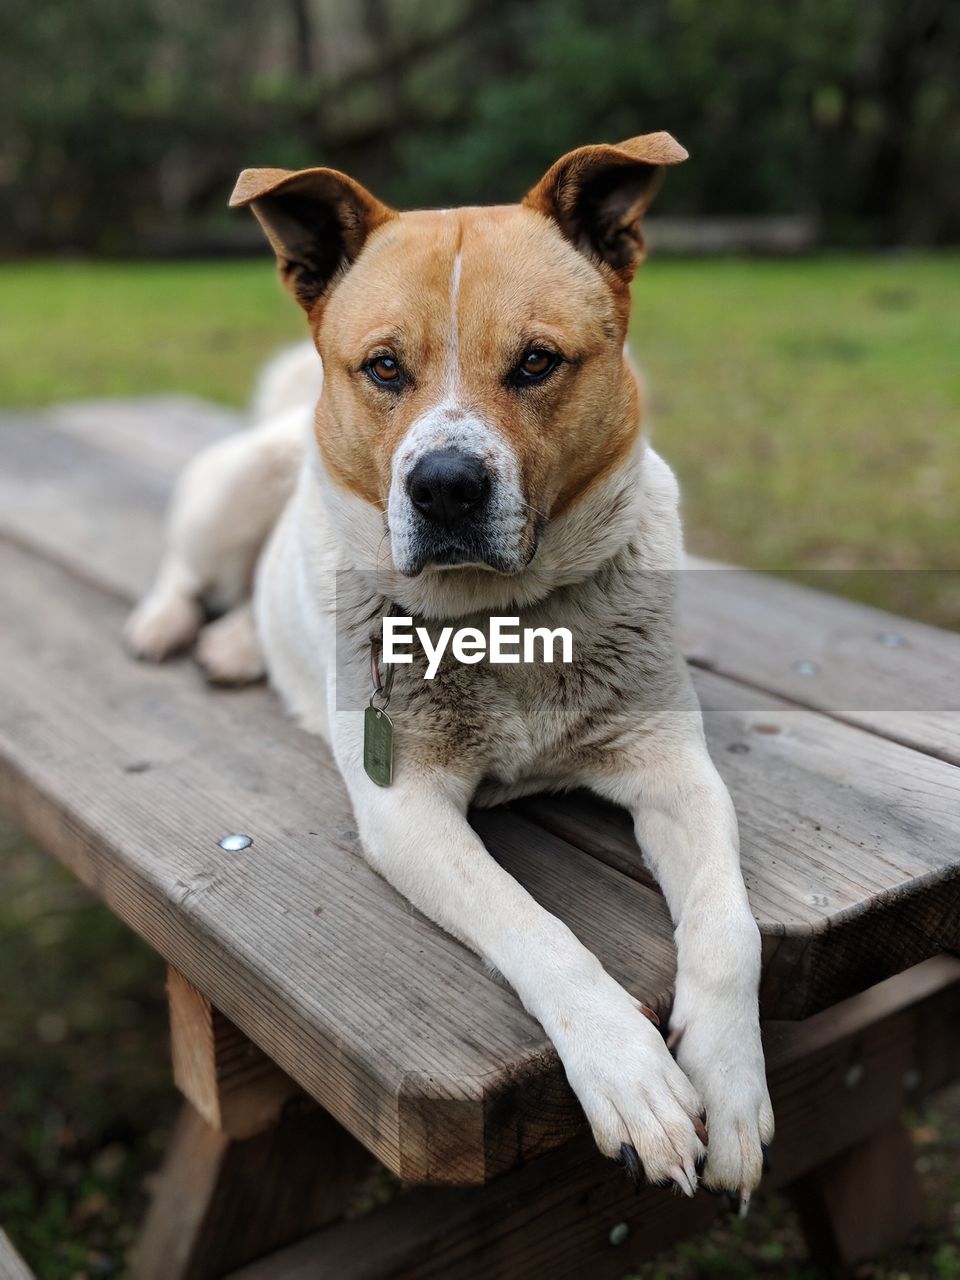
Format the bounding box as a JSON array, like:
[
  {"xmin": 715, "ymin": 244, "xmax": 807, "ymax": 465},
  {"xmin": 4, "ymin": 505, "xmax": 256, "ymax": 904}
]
[
  {"xmin": 290, "ymin": 0, "xmax": 315, "ymax": 78},
  {"xmin": 813, "ymin": 0, "xmax": 960, "ymax": 242},
  {"xmin": 0, "ymin": 0, "xmax": 957, "ymax": 252}
]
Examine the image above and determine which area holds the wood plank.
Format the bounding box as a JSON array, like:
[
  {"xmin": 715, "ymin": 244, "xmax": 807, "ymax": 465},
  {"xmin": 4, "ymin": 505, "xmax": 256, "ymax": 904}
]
[
  {"xmin": 0, "ymin": 1230, "xmax": 35, "ymax": 1280},
  {"xmin": 681, "ymin": 559, "xmax": 960, "ymax": 766},
  {"xmin": 45, "ymin": 396, "xmax": 240, "ymax": 471},
  {"xmin": 0, "ymin": 539, "xmax": 678, "ymax": 1184},
  {"xmin": 0, "ymin": 400, "xmax": 236, "ymax": 602},
  {"xmin": 0, "ymin": 410, "xmax": 171, "ymax": 601},
  {"xmin": 227, "ymin": 956, "xmax": 960, "ymax": 1280},
  {"xmin": 132, "ymin": 1102, "xmax": 372, "ymax": 1280},
  {"xmin": 229, "ymin": 1159, "xmax": 718, "ymax": 1280},
  {"xmin": 168, "ymin": 967, "xmax": 308, "ymax": 1140}
]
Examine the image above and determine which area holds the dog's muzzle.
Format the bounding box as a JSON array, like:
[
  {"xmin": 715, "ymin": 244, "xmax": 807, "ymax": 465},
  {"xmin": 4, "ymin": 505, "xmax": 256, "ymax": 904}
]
[
  {"xmin": 401, "ymin": 446, "xmax": 502, "ymax": 573},
  {"xmin": 388, "ymin": 412, "xmax": 534, "ymax": 577}
]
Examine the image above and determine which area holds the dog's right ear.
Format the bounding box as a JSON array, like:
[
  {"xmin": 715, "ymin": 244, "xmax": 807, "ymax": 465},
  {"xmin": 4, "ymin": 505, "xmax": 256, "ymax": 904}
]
[
  {"xmin": 523, "ymin": 133, "xmax": 687, "ymax": 282},
  {"xmin": 230, "ymin": 167, "xmax": 395, "ymax": 313}
]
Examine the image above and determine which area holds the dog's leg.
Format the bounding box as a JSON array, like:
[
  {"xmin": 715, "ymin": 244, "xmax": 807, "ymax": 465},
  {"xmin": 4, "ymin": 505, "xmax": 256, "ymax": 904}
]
[
  {"xmin": 125, "ymin": 408, "xmax": 307, "ymax": 661},
  {"xmin": 591, "ymin": 700, "xmax": 774, "ymax": 1209},
  {"xmin": 340, "ymin": 753, "xmax": 707, "ymax": 1194}
]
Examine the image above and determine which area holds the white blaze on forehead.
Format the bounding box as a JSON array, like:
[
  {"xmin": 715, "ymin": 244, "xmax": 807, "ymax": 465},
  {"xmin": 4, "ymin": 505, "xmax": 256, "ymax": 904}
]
[
  {"xmin": 384, "ymin": 238, "xmax": 529, "ymax": 573},
  {"xmin": 445, "ymin": 249, "xmax": 463, "ymax": 396}
]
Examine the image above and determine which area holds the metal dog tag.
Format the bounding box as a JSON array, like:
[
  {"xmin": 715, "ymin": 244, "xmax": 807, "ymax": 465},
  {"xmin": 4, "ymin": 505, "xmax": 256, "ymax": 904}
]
[{"xmin": 364, "ymin": 703, "xmax": 394, "ymax": 787}]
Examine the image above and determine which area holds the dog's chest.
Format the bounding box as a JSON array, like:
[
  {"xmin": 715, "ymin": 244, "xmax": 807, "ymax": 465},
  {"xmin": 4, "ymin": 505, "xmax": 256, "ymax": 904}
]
[{"xmin": 389, "ymin": 577, "xmax": 675, "ymax": 783}]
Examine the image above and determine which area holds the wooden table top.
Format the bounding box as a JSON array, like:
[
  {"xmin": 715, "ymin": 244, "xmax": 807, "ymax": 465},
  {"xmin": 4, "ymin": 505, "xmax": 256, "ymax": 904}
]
[{"xmin": 1, "ymin": 399, "xmax": 957, "ymax": 1185}]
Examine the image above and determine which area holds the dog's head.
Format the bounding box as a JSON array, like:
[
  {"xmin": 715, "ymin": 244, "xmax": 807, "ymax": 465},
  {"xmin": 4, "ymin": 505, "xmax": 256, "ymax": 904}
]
[{"xmin": 231, "ymin": 135, "xmax": 685, "ymax": 582}]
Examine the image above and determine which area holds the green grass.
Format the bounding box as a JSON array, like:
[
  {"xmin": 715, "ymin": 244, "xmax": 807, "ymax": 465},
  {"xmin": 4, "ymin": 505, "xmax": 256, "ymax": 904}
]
[
  {"xmin": 633, "ymin": 255, "xmax": 960, "ymax": 627},
  {"xmin": 0, "ymin": 259, "xmax": 303, "ymax": 408},
  {"xmin": 1, "ymin": 253, "xmax": 957, "ymax": 625}
]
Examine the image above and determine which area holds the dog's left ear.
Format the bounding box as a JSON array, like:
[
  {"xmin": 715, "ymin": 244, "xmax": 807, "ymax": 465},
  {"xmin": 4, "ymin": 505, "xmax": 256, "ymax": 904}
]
[
  {"xmin": 230, "ymin": 166, "xmax": 396, "ymax": 313},
  {"xmin": 523, "ymin": 133, "xmax": 687, "ymax": 280}
]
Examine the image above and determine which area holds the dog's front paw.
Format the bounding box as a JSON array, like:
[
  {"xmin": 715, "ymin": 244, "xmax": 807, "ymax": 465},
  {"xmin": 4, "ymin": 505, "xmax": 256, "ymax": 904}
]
[
  {"xmin": 124, "ymin": 588, "xmax": 202, "ymax": 661},
  {"xmin": 554, "ymin": 981, "xmax": 706, "ymax": 1195},
  {"xmin": 195, "ymin": 607, "xmax": 264, "ymax": 686},
  {"xmin": 669, "ymin": 995, "xmax": 774, "ymax": 1210}
]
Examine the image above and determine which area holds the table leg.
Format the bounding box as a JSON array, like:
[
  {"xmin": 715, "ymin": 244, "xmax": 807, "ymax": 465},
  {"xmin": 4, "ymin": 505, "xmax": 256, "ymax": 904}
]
[
  {"xmin": 132, "ymin": 1101, "xmax": 373, "ymax": 1280},
  {"xmin": 791, "ymin": 1117, "xmax": 925, "ymax": 1266},
  {"xmin": 131, "ymin": 968, "xmax": 374, "ymax": 1279}
]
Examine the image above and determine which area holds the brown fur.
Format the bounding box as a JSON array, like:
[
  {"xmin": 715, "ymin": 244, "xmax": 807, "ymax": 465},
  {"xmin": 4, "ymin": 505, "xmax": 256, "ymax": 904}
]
[
  {"xmin": 229, "ymin": 133, "xmax": 688, "ymax": 534},
  {"xmin": 314, "ymin": 205, "xmax": 642, "ymax": 520}
]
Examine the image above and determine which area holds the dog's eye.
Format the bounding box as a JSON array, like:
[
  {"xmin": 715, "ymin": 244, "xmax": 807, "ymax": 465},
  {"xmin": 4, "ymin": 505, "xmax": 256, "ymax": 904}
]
[
  {"xmin": 364, "ymin": 355, "xmax": 403, "ymax": 389},
  {"xmin": 511, "ymin": 348, "xmax": 561, "ymax": 386}
]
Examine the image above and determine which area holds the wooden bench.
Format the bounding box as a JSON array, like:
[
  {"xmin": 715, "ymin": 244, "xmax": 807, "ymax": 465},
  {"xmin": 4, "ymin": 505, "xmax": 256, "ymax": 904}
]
[{"xmin": 1, "ymin": 397, "xmax": 958, "ymax": 1279}]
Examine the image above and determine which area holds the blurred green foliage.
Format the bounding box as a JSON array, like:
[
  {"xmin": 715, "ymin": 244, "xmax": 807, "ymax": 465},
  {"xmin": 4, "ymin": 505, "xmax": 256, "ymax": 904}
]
[
  {"xmin": 2, "ymin": 0, "xmax": 959, "ymax": 253},
  {"xmin": 0, "ymin": 822, "xmax": 175, "ymax": 1279}
]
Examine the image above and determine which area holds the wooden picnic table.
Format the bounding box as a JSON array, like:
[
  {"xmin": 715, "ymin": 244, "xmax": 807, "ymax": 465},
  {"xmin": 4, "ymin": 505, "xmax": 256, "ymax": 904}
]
[{"xmin": 0, "ymin": 397, "xmax": 958, "ymax": 1279}]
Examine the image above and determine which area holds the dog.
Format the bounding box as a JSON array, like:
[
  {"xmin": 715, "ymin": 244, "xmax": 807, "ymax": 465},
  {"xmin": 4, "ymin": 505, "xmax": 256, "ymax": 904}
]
[{"xmin": 126, "ymin": 133, "xmax": 773, "ymax": 1206}]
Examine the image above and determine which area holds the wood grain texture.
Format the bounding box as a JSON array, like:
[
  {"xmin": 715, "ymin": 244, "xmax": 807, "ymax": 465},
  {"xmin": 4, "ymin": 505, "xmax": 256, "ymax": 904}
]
[
  {"xmin": 519, "ymin": 670, "xmax": 960, "ymax": 1017},
  {"xmin": 168, "ymin": 967, "xmax": 309, "ymax": 1139},
  {"xmin": 132, "ymin": 1102, "xmax": 372, "ymax": 1280},
  {"xmin": 0, "ymin": 1230, "xmax": 35, "ymax": 1280},
  {"xmin": 226, "ymin": 956, "xmax": 960, "ymax": 1280},
  {"xmin": 681, "ymin": 558, "xmax": 960, "ymax": 766},
  {"xmin": 0, "ymin": 541, "xmax": 678, "ymax": 1183},
  {"xmin": 0, "ymin": 402, "xmax": 236, "ymax": 605},
  {"xmin": 1, "ymin": 406, "xmax": 958, "ymax": 1171}
]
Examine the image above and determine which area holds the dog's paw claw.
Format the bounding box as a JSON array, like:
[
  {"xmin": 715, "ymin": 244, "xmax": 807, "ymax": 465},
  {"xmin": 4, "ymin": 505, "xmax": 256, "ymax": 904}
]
[
  {"xmin": 669, "ymin": 1163, "xmax": 697, "ymax": 1198},
  {"xmin": 620, "ymin": 1142, "xmax": 643, "ymax": 1186},
  {"xmin": 669, "ymin": 997, "xmax": 773, "ymax": 1198},
  {"xmin": 636, "ymin": 1001, "xmax": 660, "ymax": 1027},
  {"xmin": 719, "ymin": 1190, "xmax": 739, "ymax": 1215}
]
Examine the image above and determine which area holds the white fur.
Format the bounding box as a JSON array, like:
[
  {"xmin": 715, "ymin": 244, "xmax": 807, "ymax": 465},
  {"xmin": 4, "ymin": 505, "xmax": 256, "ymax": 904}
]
[
  {"xmin": 387, "ymin": 404, "xmax": 529, "ymax": 576},
  {"xmin": 385, "ymin": 250, "xmax": 531, "ymax": 577},
  {"xmin": 127, "ymin": 341, "xmax": 773, "ymax": 1200},
  {"xmin": 446, "ymin": 250, "xmax": 462, "ymax": 394},
  {"xmin": 250, "ymin": 340, "xmax": 322, "ymax": 422}
]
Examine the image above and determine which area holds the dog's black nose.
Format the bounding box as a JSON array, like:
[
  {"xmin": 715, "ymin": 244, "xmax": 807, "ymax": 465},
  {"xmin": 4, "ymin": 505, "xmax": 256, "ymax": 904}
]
[{"xmin": 406, "ymin": 448, "xmax": 490, "ymax": 530}]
